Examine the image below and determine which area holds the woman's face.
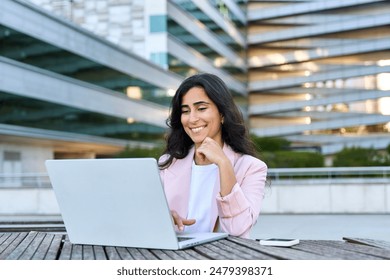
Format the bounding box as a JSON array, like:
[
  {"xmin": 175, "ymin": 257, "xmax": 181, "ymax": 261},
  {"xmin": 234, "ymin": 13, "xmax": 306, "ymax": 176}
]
[{"xmin": 180, "ymin": 87, "xmax": 223, "ymax": 148}]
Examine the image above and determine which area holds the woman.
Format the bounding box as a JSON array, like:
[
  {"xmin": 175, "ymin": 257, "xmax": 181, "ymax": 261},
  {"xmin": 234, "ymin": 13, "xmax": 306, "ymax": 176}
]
[{"xmin": 159, "ymin": 73, "xmax": 267, "ymax": 238}]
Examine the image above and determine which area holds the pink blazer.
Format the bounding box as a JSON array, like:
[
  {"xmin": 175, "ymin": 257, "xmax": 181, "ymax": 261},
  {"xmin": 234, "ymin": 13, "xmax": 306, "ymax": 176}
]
[{"xmin": 159, "ymin": 145, "xmax": 268, "ymax": 238}]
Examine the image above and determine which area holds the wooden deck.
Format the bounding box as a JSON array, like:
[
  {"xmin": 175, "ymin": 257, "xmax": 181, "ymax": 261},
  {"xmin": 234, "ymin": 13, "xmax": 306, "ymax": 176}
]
[{"xmin": 1, "ymin": 231, "xmax": 390, "ymax": 260}]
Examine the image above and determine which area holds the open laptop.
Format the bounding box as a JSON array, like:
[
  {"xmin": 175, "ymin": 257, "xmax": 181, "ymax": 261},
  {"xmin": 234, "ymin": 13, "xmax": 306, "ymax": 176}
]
[{"xmin": 45, "ymin": 158, "xmax": 228, "ymax": 250}]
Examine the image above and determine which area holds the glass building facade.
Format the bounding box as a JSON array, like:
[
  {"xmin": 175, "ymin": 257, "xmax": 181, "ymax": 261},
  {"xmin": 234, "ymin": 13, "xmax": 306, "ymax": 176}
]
[
  {"xmin": 247, "ymin": 0, "xmax": 390, "ymax": 156},
  {"xmin": 1, "ymin": 0, "xmax": 390, "ymax": 175}
]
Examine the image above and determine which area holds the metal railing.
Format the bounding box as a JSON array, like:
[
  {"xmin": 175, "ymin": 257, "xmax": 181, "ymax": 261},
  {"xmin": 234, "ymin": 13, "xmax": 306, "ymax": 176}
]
[
  {"xmin": 268, "ymin": 166, "xmax": 390, "ymax": 184},
  {"xmin": 0, "ymin": 166, "xmax": 389, "ymax": 188},
  {"xmin": 0, "ymin": 173, "xmax": 51, "ymax": 188}
]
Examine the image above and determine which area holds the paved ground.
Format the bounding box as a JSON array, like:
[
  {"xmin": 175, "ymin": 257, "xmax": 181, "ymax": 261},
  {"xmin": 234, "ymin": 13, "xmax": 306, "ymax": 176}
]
[{"xmin": 251, "ymin": 214, "xmax": 390, "ymax": 241}]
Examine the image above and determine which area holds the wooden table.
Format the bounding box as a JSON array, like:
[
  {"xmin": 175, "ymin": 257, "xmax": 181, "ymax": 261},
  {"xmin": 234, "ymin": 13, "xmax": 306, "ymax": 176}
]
[{"xmin": 1, "ymin": 231, "xmax": 390, "ymax": 260}]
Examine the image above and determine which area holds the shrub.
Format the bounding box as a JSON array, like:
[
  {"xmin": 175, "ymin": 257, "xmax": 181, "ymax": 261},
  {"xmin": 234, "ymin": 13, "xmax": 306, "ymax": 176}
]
[
  {"xmin": 251, "ymin": 135, "xmax": 290, "ymax": 152},
  {"xmin": 114, "ymin": 146, "xmax": 164, "ymax": 159},
  {"xmin": 333, "ymin": 146, "xmax": 390, "ymax": 167},
  {"xmin": 261, "ymin": 151, "xmax": 324, "ymax": 168}
]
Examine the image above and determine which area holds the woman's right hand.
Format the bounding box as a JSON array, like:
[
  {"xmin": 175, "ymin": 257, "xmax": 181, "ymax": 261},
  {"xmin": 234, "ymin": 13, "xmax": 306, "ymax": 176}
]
[{"xmin": 171, "ymin": 210, "xmax": 196, "ymax": 231}]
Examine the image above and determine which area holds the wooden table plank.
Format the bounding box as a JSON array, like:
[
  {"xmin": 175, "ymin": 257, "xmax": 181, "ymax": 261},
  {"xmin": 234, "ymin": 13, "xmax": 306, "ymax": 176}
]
[
  {"xmin": 160, "ymin": 249, "xmax": 191, "ymax": 260},
  {"xmin": 137, "ymin": 248, "xmax": 159, "ymax": 260},
  {"xmin": 5, "ymin": 232, "xmax": 39, "ymax": 260},
  {"xmin": 310, "ymin": 240, "xmax": 390, "ymax": 260},
  {"xmin": 0, "ymin": 232, "xmax": 29, "ymax": 259},
  {"xmin": 58, "ymin": 239, "xmax": 73, "ymax": 260},
  {"xmin": 210, "ymin": 240, "xmax": 252, "ymax": 259},
  {"xmin": 126, "ymin": 248, "xmax": 146, "ymax": 260},
  {"xmin": 70, "ymin": 244, "xmax": 83, "ymax": 260},
  {"xmin": 82, "ymin": 245, "xmax": 95, "ymax": 260},
  {"xmin": 180, "ymin": 249, "xmax": 210, "ymax": 260},
  {"xmin": 93, "ymin": 246, "xmax": 107, "ymax": 260},
  {"xmin": 116, "ymin": 247, "xmax": 134, "ymax": 260},
  {"xmin": 149, "ymin": 249, "xmax": 174, "ymax": 260},
  {"xmin": 31, "ymin": 233, "xmax": 55, "ymax": 260},
  {"xmin": 58, "ymin": 235, "xmax": 82, "ymax": 260},
  {"xmin": 2, "ymin": 231, "xmax": 389, "ymax": 260},
  {"xmin": 193, "ymin": 243, "xmax": 231, "ymax": 260},
  {"xmin": 193, "ymin": 245, "xmax": 225, "ymax": 260},
  {"xmin": 228, "ymin": 237, "xmax": 331, "ymax": 260},
  {"xmin": 0, "ymin": 233, "xmax": 13, "ymax": 251},
  {"xmin": 105, "ymin": 246, "xmax": 122, "ymax": 260},
  {"xmin": 44, "ymin": 234, "xmax": 64, "ymax": 260},
  {"xmin": 19, "ymin": 232, "xmax": 48, "ymax": 260},
  {"xmin": 343, "ymin": 237, "xmax": 390, "ymax": 250},
  {"xmin": 219, "ymin": 239, "xmax": 273, "ymax": 260},
  {"xmin": 294, "ymin": 241, "xmax": 381, "ymax": 260},
  {"xmin": 168, "ymin": 249, "xmax": 200, "ymax": 260}
]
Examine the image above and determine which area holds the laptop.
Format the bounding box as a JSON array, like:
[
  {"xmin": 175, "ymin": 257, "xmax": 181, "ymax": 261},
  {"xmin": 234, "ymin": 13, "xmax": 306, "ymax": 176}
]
[{"xmin": 45, "ymin": 158, "xmax": 228, "ymax": 250}]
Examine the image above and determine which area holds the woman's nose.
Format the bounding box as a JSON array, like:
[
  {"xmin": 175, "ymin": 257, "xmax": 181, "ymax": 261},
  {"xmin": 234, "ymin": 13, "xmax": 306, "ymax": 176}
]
[{"xmin": 189, "ymin": 111, "xmax": 199, "ymax": 122}]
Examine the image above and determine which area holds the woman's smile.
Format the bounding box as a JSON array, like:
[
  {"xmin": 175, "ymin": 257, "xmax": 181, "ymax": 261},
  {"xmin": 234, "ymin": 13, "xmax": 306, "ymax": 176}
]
[{"xmin": 190, "ymin": 125, "xmax": 206, "ymax": 133}]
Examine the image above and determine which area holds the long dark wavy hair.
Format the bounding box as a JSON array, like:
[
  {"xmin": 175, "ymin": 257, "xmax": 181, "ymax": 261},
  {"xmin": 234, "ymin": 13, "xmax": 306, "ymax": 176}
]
[{"xmin": 159, "ymin": 73, "xmax": 257, "ymax": 169}]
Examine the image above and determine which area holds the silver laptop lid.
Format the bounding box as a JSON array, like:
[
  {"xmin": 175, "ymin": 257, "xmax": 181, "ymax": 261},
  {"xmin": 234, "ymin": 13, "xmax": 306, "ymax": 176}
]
[{"xmin": 46, "ymin": 158, "xmax": 181, "ymax": 250}]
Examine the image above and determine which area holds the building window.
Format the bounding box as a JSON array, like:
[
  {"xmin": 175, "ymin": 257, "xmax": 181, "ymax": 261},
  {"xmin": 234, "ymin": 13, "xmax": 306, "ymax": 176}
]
[{"xmin": 149, "ymin": 15, "xmax": 167, "ymax": 33}]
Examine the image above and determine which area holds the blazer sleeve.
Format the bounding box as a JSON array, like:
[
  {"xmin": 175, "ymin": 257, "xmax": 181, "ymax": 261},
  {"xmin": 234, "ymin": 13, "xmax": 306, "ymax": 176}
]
[{"xmin": 215, "ymin": 156, "xmax": 267, "ymax": 238}]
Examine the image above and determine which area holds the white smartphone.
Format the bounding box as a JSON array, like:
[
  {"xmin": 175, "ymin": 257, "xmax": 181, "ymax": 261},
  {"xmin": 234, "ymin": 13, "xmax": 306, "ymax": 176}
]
[{"xmin": 258, "ymin": 238, "xmax": 300, "ymax": 247}]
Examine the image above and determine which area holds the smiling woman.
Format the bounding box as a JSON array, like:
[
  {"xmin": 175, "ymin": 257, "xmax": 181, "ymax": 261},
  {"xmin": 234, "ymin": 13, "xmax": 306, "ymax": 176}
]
[
  {"xmin": 180, "ymin": 87, "xmax": 224, "ymax": 152},
  {"xmin": 158, "ymin": 73, "xmax": 268, "ymax": 238}
]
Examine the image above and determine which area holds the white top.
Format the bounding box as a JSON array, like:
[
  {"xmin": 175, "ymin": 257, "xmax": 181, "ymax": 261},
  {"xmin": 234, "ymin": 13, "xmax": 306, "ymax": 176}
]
[{"xmin": 184, "ymin": 161, "xmax": 219, "ymax": 233}]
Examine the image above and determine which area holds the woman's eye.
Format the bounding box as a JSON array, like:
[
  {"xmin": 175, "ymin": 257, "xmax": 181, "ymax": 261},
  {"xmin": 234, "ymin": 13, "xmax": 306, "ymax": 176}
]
[
  {"xmin": 198, "ymin": 107, "xmax": 207, "ymax": 111},
  {"xmin": 181, "ymin": 110, "xmax": 189, "ymax": 114}
]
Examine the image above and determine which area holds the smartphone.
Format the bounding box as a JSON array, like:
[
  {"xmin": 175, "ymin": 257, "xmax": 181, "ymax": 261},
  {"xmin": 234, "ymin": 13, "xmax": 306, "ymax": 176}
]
[{"xmin": 258, "ymin": 238, "xmax": 300, "ymax": 247}]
